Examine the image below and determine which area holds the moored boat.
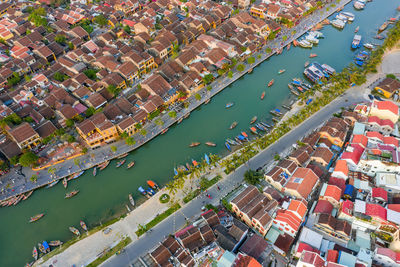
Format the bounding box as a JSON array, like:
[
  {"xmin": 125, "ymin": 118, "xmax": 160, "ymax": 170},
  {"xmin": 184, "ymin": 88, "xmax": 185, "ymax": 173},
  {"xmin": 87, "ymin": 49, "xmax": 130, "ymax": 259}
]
[
  {"xmin": 204, "ymin": 98, "xmax": 210, "ymax": 104},
  {"xmin": 46, "ymin": 180, "xmax": 59, "ymax": 188},
  {"xmin": 80, "ymin": 220, "xmax": 88, "ymax": 231},
  {"xmin": 298, "ymin": 39, "xmax": 313, "ymax": 48},
  {"xmin": 341, "ymin": 12, "xmax": 355, "ymax": 22},
  {"xmin": 352, "ymin": 34, "xmax": 362, "ymax": 49},
  {"xmin": 241, "ymin": 132, "xmax": 249, "ymax": 139},
  {"xmin": 37, "ymin": 243, "xmax": 46, "ymax": 254},
  {"xmin": 118, "ymin": 153, "xmax": 129, "ymax": 159},
  {"xmin": 229, "ymin": 121, "xmax": 238, "ymax": 130},
  {"xmin": 192, "ymin": 159, "xmax": 198, "ymax": 167},
  {"xmin": 282, "ymin": 104, "xmax": 291, "ymax": 110},
  {"xmin": 147, "ymin": 187, "xmax": 156, "ymax": 196},
  {"xmin": 331, "ymin": 19, "xmax": 346, "ymax": 29},
  {"xmin": 42, "ymin": 241, "xmax": 50, "ymax": 253},
  {"xmin": 205, "ymin": 142, "xmax": 216, "ymax": 147},
  {"xmin": 304, "ymin": 61, "xmax": 309, "ymax": 67},
  {"xmin": 226, "ymin": 138, "xmax": 239, "ymax": 146},
  {"xmin": 138, "ymin": 186, "xmax": 150, "ymax": 198},
  {"xmin": 291, "ymin": 89, "xmax": 299, "ymax": 96},
  {"xmin": 355, "ymin": 26, "xmax": 359, "ymax": 33},
  {"xmin": 177, "ymin": 117, "xmax": 183, "ymax": 124},
  {"xmin": 127, "ymin": 161, "xmax": 135, "ymax": 169},
  {"xmin": 32, "ymin": 246, "xmax": 38, "ymax": 260},
  {"xmin": 288, "ymin": 84, "xmax": 294, "ymax": 90},
  {"xmin": 260, "ymin": 122, "xmax": 271, "ymax": 128},
  {"xmin": 364, "ymin": 43, "xmax": 374, "ymax": 49},
  {"xmin": 249, "ymin": 127, "xmax": 258, "ymax": 135},
  {"xmin": 278, "ymin": 69, "xmax": 286, "ymax": 74},
  {"xmin": 63, "ymin": 178, "xmax": 67, "ymax": 188},
  {"xmin": 250, "ymin": 116, "xmax": 257, "ymax": 124},
  {"xmin": 225, "ymin": 102, "xmax": 234, "ymax": 108},
  {"xmin": 93, "ymin": 167, "xmax": 97, "ymax": 177},
  {"xmin": 189, "ymin": 142, "xmax": 201, "ymax": 147},
  {"xmin": 248, "ymin": 68, "xmax": 253, "ymax": 73},
  {"xmin": 48, "ymin": 240, "xmax": 63, "ymax": 246},
  {"xmin": 268, "ymin": 79, "xmax": 274, "ymax": 87},
  {"xmin": 129, "ymin": 194, "xmax": 135, "ymax": 207},
  {"xmin": 69, "ymin": 226, "xmax": 80, "ymax": 236},
  {"xmin": 225, "ymin": 142, "xmax": 231, "ymax": 151},
  {"xmin": 353, "ymin": 1, "xmax": 365, "ymax": 10},
  {"xmin": 67, "ymin": 171, "xmax": 84, "ymax": 181},
  {"xmin": 184, "ymin": 113, "xmax": 190, "ymax": 119},
  {"xmin": 98, "ymin": 161, "xmax": 110, "ymax": 171},
  {"xmin": 309, "ymin": 53, "xmax": 317, "ymax": 58},
  {"xmin": 116, "ymin": 159, "xmax": 126, "ymax": 168},
  {"xmin": 255, "ymin": 123, "xmax": 266, "ymax": 132},
  {"xmin": 23, "ymin": 191, "xmax": 33, "ymax": 201},
  {"xmin": 261, "ymin": 91, "xmax": 265, "ymax": 100},
  {"xmin": 379, "ymin": 21, "xmax": 389, "ymax": 32},
  {"xmin": 161, "ymin": 128, "xmax": 169, "ymax": 134},
  {"xmin": 147, "ymin": 180, "xmax": 160, "ymax": 190},
  {"xmin": 30, "ymin": 213, "xmax": 45, "ymax": 223},
  {"xmin": 65, "ymin": 190, "xmax": 79, "ymax": 199}
]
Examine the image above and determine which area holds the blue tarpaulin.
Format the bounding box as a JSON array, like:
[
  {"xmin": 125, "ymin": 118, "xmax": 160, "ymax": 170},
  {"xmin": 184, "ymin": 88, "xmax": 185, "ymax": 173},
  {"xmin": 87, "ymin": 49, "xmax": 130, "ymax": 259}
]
[
  {"xmin": 42, "ymin": 241, "xmax": 49, "ymax": 250},
  {"xmin": 204, "ymin": 154, "xmax": 210, "ymax": 165}
]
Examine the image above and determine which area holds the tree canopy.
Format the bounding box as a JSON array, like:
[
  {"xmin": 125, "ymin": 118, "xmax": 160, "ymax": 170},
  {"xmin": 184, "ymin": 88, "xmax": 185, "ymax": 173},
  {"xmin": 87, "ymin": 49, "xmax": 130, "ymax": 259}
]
[
  {"xmin": 19, "ymin": 151, "xmax": 39, "ymax": 167},
  {"xmin": 243, "ymin": 169, "xmax": 263, "ymax": 185}
]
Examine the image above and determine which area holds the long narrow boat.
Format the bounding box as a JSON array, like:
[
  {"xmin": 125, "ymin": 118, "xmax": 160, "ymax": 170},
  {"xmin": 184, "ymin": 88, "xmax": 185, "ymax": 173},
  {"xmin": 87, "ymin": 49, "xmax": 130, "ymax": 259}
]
[
  {"xmin": 65, "ymin": 190, "xmax": 79, "ymax": 199},
  {"xmin": 129, "ymin": 194, "xmax": 135, "ymax": 207},
  {"xmin": 63, "ymin": 178, "xmax": 67, "ymax": 188},
  {"xmin": 278, "ymin": 69, "xmax": 286, "ymax": 74},
  {"xmin": 291, "ymin": 89, "xmax": 299, "ymax": 96},
  {"xmin": 93, "ymin": 167, "xmax": 97, "ymax": 177},
  {"xmin": 48, "ymin": 240, "xmax": 63, "ymax": 246},
  {"xmin": 67, "ymin": 171, "xmax": 84, "ymax": 181},
  {"xmin": 80, "ymin": 220, "xmax": 88, "ymax": 231},
  {"xmin": 184, "ymin": 113, "xmax": 190, "ymax": 119},
  {"xmin": 355, "ymin": 26, "xmax": 359, "ymax": 33},
  {"xmin": 127, "ymin": 161, "xmax": 135, "ymax": 169},
  {"xmin": 147, "ymin": 180, "xmax": 160, "ymax": 190},
  {"xmin": 13, "ymin": 195, "xmax": 24, "ymax": 206},
  {"xmin": 98, "ymin": 161, "xmax": 110, "ymax": 171},
  {"xmin": 204, "ymin": 98, "xmax": 210, "ymax": 104},
  {"xmin": 189, "ymin": 142, "xmax": 200, "ymax": 147},
  {"xmin": 161, "ymin": 128, "xmax": 169, "ymax": 134},
  {"xmin": 225, "ymin": 142, "xmax": 231, "ymax": 151},
  {"xmin": 267, "ymin": 79, "xmax": 274, "ymax": 87},
  {"xmin": 177, "ymin": 117, "xmax": 183, "ymax": 124},
  {"xmin": 69, "ymin": 226, "xmax": 80, "ymax": 236},
  {"xmin": 250, "ymin": 127, "xmax": 258, "ymax": 135},
  {"xmin": 309, "ymin": 53, "xmax": 317, "ymax": 58},
  {"xmin": 288, "ymin": 84, "xmax": 294, "ymax": 90},
  {"xmin": 30, "ymin": 213, "xmax": 45, "ymax": 223},
  {"xmin": 46, "ymin": 180, "xmax": 59, "ymax": 188},
  {"xmin": 260, "ymin": 91, "xmax": 265, "ymax": 100},
  {"xmin": 255, "ymin": 123, "xmax": 266, "ymax": 132},
  {"xmin": 32, "ymin": 246, "xmax": 38, "ymax": 260},
  {"xmin": 118, "ymin": 153, "xmax": 128, "ymax": 159},
  {"xmin": 229, "ymin": 121, "xmax": 238, "ymax": 130},
  {"xmin": 205, "ymin": 142, "xmax": 216, "ymax": 147},
  {"xmin": 226, "ymin": 138, "xmax": 239, "ymax": 146},
  {"xmin": 304, "ymin": 61, "xmax": 309, "ymax": 67},
  {"xmin": 116, "ymin": 159, "xmax": 126, "ymax": 168},
  {"xmin": 250, "ymin": 116, "xmax": 257, "ymax": 124},
  {"xmin": 287, "ymin": 43, "xmax": 291, "ymax": 50},
  {"xmin": 260, "ymin": 122, "xmax": 271, "ymax": 128},
  {"xmin": 42, "ymin": 241, "xmax": 50, "ymax": 253},
  {"xmin": 138, "ymin": 186, "xmax": 150, "ymax": 199},
  {"xmin": 225, "ymin": 102, "xmax": 234, "ymax": 108},
  {"xmin": 37, "ymin": 243, "xmax": 46, "ymax": 254},
  {"xmin": 241, "ymin": 132, "xmax": 249, "ymax": 139},
  {"xmin": 23, "ymin": 191, "xmax": 33, "ymax": 201}
]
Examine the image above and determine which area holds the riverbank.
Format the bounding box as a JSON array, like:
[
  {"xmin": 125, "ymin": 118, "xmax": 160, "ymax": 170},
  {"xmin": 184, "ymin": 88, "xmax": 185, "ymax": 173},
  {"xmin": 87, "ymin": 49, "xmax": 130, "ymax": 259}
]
[{"xmin": 0, "ymin": 0, "xmax": 352, "ymax": 203}]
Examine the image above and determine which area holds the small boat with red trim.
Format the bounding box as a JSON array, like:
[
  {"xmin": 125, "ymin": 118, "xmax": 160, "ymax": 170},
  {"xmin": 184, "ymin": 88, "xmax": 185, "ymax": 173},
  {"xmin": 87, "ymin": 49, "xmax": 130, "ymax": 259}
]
[
  {"xmin": 147, "ymin": 180, "xmax": 160, "ymax": 191},
  {"xmin": 250, "ymin": 127, "xmax": 258, "ymax": 135},
  {"xmin": 98, "ymin": 161, "xmax": 110, "ymax": 171},
  {"xmin": 32, "ymin": 246, "xmax": 38, "ymax": 260},
  {"xmin": 205, "ymin": 142, "xmax": 216, "ymax": 147},
  {"xmin": 80, "ymin": 220, "xmax": 88, "ymax": 231},
  {"xmin": 268, "ymin": 79, "xmax": 274, "ymax": 87},
  {"xmin": 69, "ymin": 226, "xmax": 80, "ymax": 236},
  {"xmin": 30, "ymin": 213, "xmax": 45, "ymax": 223},
  {"xmin": 278, "ymin": 69, "xmax": 286, "ymax": 74},
  {"xmin": 229, "ymin": 121, "xmax": 238, "ymax": 130},
  {"xmin": 189, "ymin": 142, "xmax": 201, "ymax": 147},
  {"xmin": 250, "ymin": 116, "xmax": 257, "ymax": 124},
  {"xmin": 116, "ymin": 159, "xmax": 126, "ymax": 168},
  {"xmin": 63, "ymin": 178, "xmax": 67, "ymax": 188},
  {"xmin": 118, "ymin": 153, "xmax": 128, "ymax": 159},
  {"xmin": 65, "ymin": 190, "xmax": 79, "ymax": 199},
  {"xmin": 49, "ymin": 240, "xmax": 63, "ymax": 246},
  {"xmin": 161, "ymin": 128, "xmax": 169, "ymax": 134},
  {"xmin": 127, "ymin": 161, "xmax": 135, "ymax": 169},
  {"xmin": 261, "ymin": 91, "xmax": 265, "ymax": 100},
  {"xmin": 309, "ymin": 53, "xmax": 317, "ymax": 58}
]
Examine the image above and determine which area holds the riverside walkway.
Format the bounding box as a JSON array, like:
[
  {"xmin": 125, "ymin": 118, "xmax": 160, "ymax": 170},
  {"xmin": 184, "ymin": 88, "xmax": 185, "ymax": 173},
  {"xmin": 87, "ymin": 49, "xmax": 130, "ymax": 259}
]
[{"xmin": 0, "ymin": 0, "xmax": 351, "ymax": 203}]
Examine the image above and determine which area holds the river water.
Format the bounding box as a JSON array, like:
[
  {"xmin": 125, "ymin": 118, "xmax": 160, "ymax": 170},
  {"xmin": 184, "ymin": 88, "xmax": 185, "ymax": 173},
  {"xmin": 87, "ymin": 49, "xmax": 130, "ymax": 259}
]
[{"xmin": 2, "ymin": 1, "xmax": 399, "ymax": 266}]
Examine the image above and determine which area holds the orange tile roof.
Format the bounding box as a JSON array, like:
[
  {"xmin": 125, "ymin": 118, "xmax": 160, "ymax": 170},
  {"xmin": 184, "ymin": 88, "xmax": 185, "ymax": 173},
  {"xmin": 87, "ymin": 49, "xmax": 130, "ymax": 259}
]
[
  {"xmin": 333, "ymin": 160, "xmax": 348, "ymax": 176},
  {"xmin": 375, "ymin": 100, "xmax": 399, "ymax": 115},
  {"xmin": 287, "ymin": 199, "xmax": 307, "ymax": 219},
  {"xmin": 285, "ymin": 168, "xmax": 319, "ymax": 199},
  {"xmin": 366, "ymin": 131, "xmax": 384, "ymax": 141},
  {"xmin": 351, "ymin": 134, "xmax": 368, "ymax": 148},
  {"xmin": 383, "ymin": 136, "xmax": 399, "ymax": 147},
  {"xmin": 324, "ymin": 184, "xmax": 342, "ymax": 202}
]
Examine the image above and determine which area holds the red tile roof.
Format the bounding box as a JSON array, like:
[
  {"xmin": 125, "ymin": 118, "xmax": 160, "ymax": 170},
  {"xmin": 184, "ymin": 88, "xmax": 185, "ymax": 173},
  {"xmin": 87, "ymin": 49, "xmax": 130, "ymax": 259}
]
[
  {"xmin": 387, "ymin": 204, "xmax": 400, "ymax": 212},
  {"xmin": 341, "ymin": 144, "xmax": 364, "ymax": 165},
  {"xmin": 328, "ymin": 177, "xmax": 346, "ymax": 192},
  {"xmin": 383, "ymin": 136, "xmax": 399, "ymax": 147},
  {"xmin": 366, "ymin": 131, "xmax": 384, "ymax": 142},
  {"xmin": 324, "ymin": 184, "xmax": 342, "ymax": 202},
  {"xmin": 314, "ymin": 200, "xmax": 334, "ymax": 214},
  {"xmin": 368, "ymin": 116, "xmax": 395, "ymax": 129},
  {"xmin": 297, "ymin": 242, "xmax": 319, "ymax": 255},
  {"xmin": 375, "ymin": 100, "xmax": 399, "ymax": 115},
  {"xmin": 300, "ymin": 251, "xmax": 325, "ymax": 267},
  {"xmin": 333, "ymin": 160, "xmax": 348, "ymax": 177},
  {"xmin": 340, "ymin": 200, "xmax": 354, "ymax": 216},
  {"xmin": 372, "ymin": 187, "xmax": 388, "ymax": 202},
  {"xmin": 351, "ymin": 134, "xmax": 368, "ymax": 148},
  {"xmin": 366, "ymin": 203, "xmax": 387, "ymax": 221},
  {"xmin": 326, "ymin": 250, "xmax": 339, "ymax": 263}
]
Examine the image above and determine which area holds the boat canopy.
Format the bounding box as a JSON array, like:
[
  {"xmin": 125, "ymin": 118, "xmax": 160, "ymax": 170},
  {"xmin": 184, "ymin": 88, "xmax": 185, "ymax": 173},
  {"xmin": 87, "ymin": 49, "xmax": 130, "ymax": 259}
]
[
  {"xmin": 147, "ymin": 180, "xmax": 155, "ymax": 187},
  {"xmin": 275, "ymin": 109, "xmax": 281, "ymax": 112},
  {"xmin": 204, "ymin": 154, "xmax": 210, "ymax": 165},
  {"xmin": 138, "ymin": 186, "xmax": 145, "ymax": 193},
  {"xmin": 42, "ymin": 241, "xmax": 49, "ymax": 250}
]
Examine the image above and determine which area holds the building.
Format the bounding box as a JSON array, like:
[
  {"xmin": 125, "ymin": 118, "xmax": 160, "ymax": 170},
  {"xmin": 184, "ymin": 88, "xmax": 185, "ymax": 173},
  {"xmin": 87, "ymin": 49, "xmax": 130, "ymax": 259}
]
[
  {"xmin": 373, "ymin": 247, "xmax": 400, "ymax": 267},
  {"xmin": 374, "ymin": 77, "xmax": 400, "ymax": 99},
  {"xmin": 369, "ymin": 100, "xmax": 399, "ymax": 124},
  {"xmin": 319, "ymin": 184, "xmax": 342, "ymax": 208},
  {"xmin": 311, "ymin": 147, "xmax": 334, "ymax": 167},
  {"xmin": 314, "ymin": 214, "xmax": 352, "ymax": 242},
  {"xmin": 272, "ymin": 199, "xmax": 308, "ymax": 237},
  {"xmin": 7, "ymin": 122, "xmax": 41, "ymax": 149},
  {"xmin": 284, "ymin": 167, "xmax": 319, "ymax": 200}
]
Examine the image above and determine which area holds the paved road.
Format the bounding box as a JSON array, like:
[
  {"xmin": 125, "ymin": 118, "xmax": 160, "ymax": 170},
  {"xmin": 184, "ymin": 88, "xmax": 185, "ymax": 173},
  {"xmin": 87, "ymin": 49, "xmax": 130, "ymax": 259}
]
[{"xmin": 101, "ymin": 82, "xmax": 367, "ymax": 267}]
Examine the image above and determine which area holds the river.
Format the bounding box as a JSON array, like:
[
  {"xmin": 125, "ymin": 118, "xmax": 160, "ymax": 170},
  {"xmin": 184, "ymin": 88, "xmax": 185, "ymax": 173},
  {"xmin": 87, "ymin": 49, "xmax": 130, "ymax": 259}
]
[{"xmin": 2, "ymin": 1, "xmax": 399, "ymax": 266}]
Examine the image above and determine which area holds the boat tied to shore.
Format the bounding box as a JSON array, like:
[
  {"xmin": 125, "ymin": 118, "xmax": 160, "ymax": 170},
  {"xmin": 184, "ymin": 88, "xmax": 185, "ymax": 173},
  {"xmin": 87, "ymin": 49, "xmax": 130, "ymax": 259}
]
[
  {"xmin": 37, "ymin": 243, "xmax": 46, "ymax": 254},
  {"xmin": 69, "ymin": 226, "xmax": 80, "ymax": 236},
  {"xmin": 229, "ymin": 121, "xmax": 238, "ymax": 130},
  {"xmin": 189, "ymin": 142, "xmax": 201, "ymax": 147},
  {"xmin": 161, "ymin": 128, "xmax": 169, "ymax": 134},
  {"xmin": 355, "ymin": 26, "xmax": 359, "ymax": 33},
  {"xmin": 32, "ymin": 246, "xmax": 38, "ymax": 260},
  {"xmin": 309, "ymin": 53, "xmax": 317, "ymax": 58},
  {"xmin": 98, "ymin": 161, "xmax": 110, "ymax": 171},
  {"xmin": 67, "ymin": 171, "xmax": 84, "ymax": 181},
  {"xmin": 138, "ymin": 186, "xmax": 150, "ymax": 198},
  {"xmin": 129, "ymin": 194, "xmax": 135, "ymax": 207},
  {"xmin": 116, "ymin": 159, "xmax": 126, "ymax": 168},
  {"xmin": 117, "ymin": 153, "xmax": 128, "ymax": 159},
  {"xmin": 352, "ymin": 34, "xmax": 362, "ymax": 49},
  {"xmin": 63, "ymin": 178, "xmax": 67, "ymax": 188},
  {"xmin": 30, "ymin": 213, "xmax": 45, "ymax": 223},
  {"xmin": 65, "ymin": 190, "xmax": 79, "ymax": 199},
  {"xmin": 48, "ymin": 240, "xmax": 63, "ymax": 246},
  {"xmin": 379, "ymin": 21, "xmax": 389, "ymax": 32},
  {"xmin": 147, "ymin": 180, "xmax": 159, "ymax": 191},
  {"xmin": 250, "ymin": 116, "xmax": 257, "ymax": 124},
  {"xmin": 225, "ymin": 142, "xmax": 231, "ymax": 151},
  {"xmin": 93, "ymin": 167, "xmax": 97, "ymax": 177},
  {"xmin": 80, "ymin": 220, "xmax": 88, "ymax": 231},
  {"xmin": 46, "ymin": 180, "xmax": 59, "ymax": 188},
  {"xmin": 127, "ymin": 161, "xmax": 135, "ymax": 169}
]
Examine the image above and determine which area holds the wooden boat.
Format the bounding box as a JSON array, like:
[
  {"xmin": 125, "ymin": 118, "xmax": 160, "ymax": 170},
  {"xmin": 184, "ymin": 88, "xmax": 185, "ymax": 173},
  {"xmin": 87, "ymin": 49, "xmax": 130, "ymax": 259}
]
[
  {"xmin": 272, "ymin": 117, "xmax": 280, "ymax": 123},
  {"xmin": 67, "ymin": 171, "xmax": 84, "ymax": 181},
  {"xmin": 69, "ymin": 226, "xmax": 80, "ymax": 236},
  {"xmin": 255, "ymin": 123, "xmax": 266, "ymax": 132},
  {"xmin": 226, "ymin": 138, "xmax": 239, "ymax": 146},
  {"xmin": 287, "ymin": 43, "xmax": 291, "ymax": 50},
  {"xmin": 225, "ymin": 102, "xmax": 234, "ymax": 108},
  {"xmin": 129, "ymin": 194, "xmax": 135, "ymax": 206},
  {"xmin": 282, "ymin": 104, "xmax": 291, "ymax": 110},
  {"xmin": 309, "ymin": 53, "xmax": 317, "ymax": 58},
  {"xmin": 268, "ymin": 79, "xmax": 274, "ymax": 87},
  {"xmin": 126, "ymin": 204, "xmax": 131, "ymax": 212},
  {"xmin": 250, "ymin": 127, "xmax": 258, "ymax": 135},
  {"xmin": 177, "ymin": 117, "xmax": 183, "ymax": 124},
  {"xmin": 80, "ymin": 220, "xmax": 88, "ymax": 231},
  {"xmin": 186, "ymin": 163, "xmax": 191, "ymax": 170},
  {"xmin": 250, "ymin": 116, "xmax": 257, "ymax": 124},
  {"xmin": 189, "ymin": 142, "xmax": 201, "ymax": 147},
  {"xmin": 147, "ymin": 180, "xmax": 160, "ymax": 190},
  {"xmin": 23, "ymin": 191, "xmax": 33, "ymax": 201},
  {"xmin": 98, "ymin": 161, "xmax": 110, "ymax": 171},
  {"xmin": 46, "ymin": 180, "xmax": 59, "ymax": 188},
  {"xmin": 116, "ymin": 159, "xmax": 126, "ymax": 168},
  {"xmin": 374, "ymin": 35, "xmax": 384, "ymax": 40},
  {"xmin": 118, "ymin": 153, "xmax": 128, "ymax": 159},
  {"xmin": 291, "ymin": 89, "xmax": 299, "ymax": 96},
  {"xmin": 261, "ymin": 91, "xmax": 265, "ymax": 100},
  {"xmin": 30, "ymin": 213, "xmax": 45, "ymax": 223},
  {"xmin": 65, "ymin": 190, "xmax": 79, "ymax": 199},
  {"xmin": 161, "ymin": 128, "xmax": 169, "ymax": 134},
  {"xmin": 32, "ymin": 246, "xmax": 38, "ymax": 260},
  {"xmin": 304, "ymin": 61, "xmax": 309, "ymax": 67},
  {"xmin": 48, "ymin": 240, "xmax": 63, "ymax": 246},
  {"xmin": 93, "ymin": 167, "xmax": 97, "ymax": 177},
  {"xmin": 278, "ymin": 69, "xmax": 286, "ymax": 74},
  {"xmin": 184, "ymin": 113, "xmax": 190, "ymax": 119},
  {"xmin": 229, "ymin": 121, "xmax": 238, "ymax": 130},
  {"xmin": 241, "ymin": 132, "xmax": 248, "ymax": 139},
  {"xmin": 42, "ymin": 241, "xmax": 50, "ymax": 253},
  {"xmin": 225, "ymin": 142, "xmax": 231, "ymax": 151},
  {"xmin": 293, "ymin": 40, "xmax": 299, "ymax": 46},
  {"xmin": 260, "ymin": 122, "xmax": 271, "ymax": 128},
  {"xmin": 355, "ymin": 26, "xmax": 359, "ymax": 33},
  {"xmin": 37, "ymin": 243, "xmax": 46, "ymax": 254},
  {"xmin": 63, "ymin": 178, "xmax": 67, "ymax": 189},
  {"xmin": 205, "ymin": 142, "xmax": 216, "ymax": 147},
  {"xmin": 25, "ymin": 262, "xmax": 34, "ymax": 267},
  {"xmin": 138, "ymin": 186, "xmax": 150, "ymax": 198},
  {"xmin": 13, "ymin": 195, "xmax": 24, "ymax": 206},
  {"xmin": 127, "ymin": 161, "xmax": 135, "ymax": 169},
  {"xmin": 204, "ymin": 98, "xmax": 210, "ymax": 104},
  {"xmin": 379, "ymin": 21, "xmax": 389, "ymax": 32},
  {"xmin": 288, "ymin": 84, "xmax": 294, "ymax": 90},
  {"xmin": 248, "ymin": 68, "xmax": 253, "ymax": 73}
]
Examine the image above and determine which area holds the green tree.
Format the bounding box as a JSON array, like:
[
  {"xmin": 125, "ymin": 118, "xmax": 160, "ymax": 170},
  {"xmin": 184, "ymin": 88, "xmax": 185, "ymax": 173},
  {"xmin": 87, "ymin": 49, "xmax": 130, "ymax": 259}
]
[
  {"xmin": 10, "ymin": 156, "xmax": 19, "ymax": 166},
  {"xmin": 82, "ymin": 147, "xmax": 88, "ymax": 154},
  {"xmin": 110, "ymin": 145, "xmax": 117, "ymax": 153},
  {"xmin": 54, "ymin": 34, "xmax": 66, "ymax": 44},
  {"xmin": 195, "ymin": 93, "xmax": 201, "ymax": 101},
  {"xmin": 266, "ymin": 47, "xmax": 272, "ymax": 53},
  {"xmin": 85, "ymin": 107, "xmax": 96, "ymax": 117},
  {"xmin": 207, "ymin": 85, "xmax": 212, "ymax": 91},
  {"xmin": 386, "ymin": 74, "xmax": 397, "ymax": 80},
  {"xmin": 237, "ymin": 64, "xmax": 245, "ymax": 72},
  {"xmin": 168, "ymin": 111, "xmax": 177, "ymax": 118},
  {"xmin": 107, "ymin": 85, "xmax": 121, "ymax": 96},
  {"xmin": 244, "ymin": 169, "xmax": 263, "ymax": 185},
  {"xmin": 19, "ymin": 151, "xmax": 39, "ymax": 167},
  {"xmin": 54, "ymin": 71, "xmax": 67, "ymax": 82},
  {"xmin": 7, "ymin": 72, "xmax": 21, "ymax": 86},
  {"xmin": 228, "ymin": 71, "xmax": 233, "ymax": 78},
  {"xmin": 125, "ymin": 136, "xmax": 136, "ymax": 146},
  {"xmin": 30, "ymin": 174, "xmax": 38, "ymax": 183},
  {"xmin": 282, "ymin": 35, "xmax": 288, "ymax": 41},
  {"xmin": 202, "ymin": 74, "xmax": 214, "ymax": 84},
  {"xmin": 123, "ymin": 25, "xmax": 131, "ymax": 34},
  {"xmin": 140, "ymin": 129, "xmax": 147, "ymax": 136},
  {"xmin": 247, "ymin": 56, "xmax": 255, "ymax": 64},
  {"xmin": 94, "ymin": 14, "xmax": 108, "ymax": 27},
  {"xmin": 66, "ymin": 119, "xmax": 74, "ymax": 128}
]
